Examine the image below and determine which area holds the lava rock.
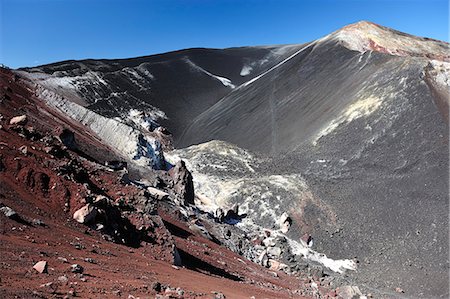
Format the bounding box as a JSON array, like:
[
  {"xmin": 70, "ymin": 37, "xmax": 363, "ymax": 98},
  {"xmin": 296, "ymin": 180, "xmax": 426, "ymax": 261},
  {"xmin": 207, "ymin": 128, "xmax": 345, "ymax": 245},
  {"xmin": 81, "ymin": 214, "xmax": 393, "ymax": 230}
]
[
  {"xmin": 151, "ymin": 281, "xmax": 162, "ymax": 292},
  {"xmin": 168, "ymin": 160, "xmax": 195, "ymax": 205},
  {"xmin": 58, "ymin": 129, "xmax": 78, "ymax": 151}
]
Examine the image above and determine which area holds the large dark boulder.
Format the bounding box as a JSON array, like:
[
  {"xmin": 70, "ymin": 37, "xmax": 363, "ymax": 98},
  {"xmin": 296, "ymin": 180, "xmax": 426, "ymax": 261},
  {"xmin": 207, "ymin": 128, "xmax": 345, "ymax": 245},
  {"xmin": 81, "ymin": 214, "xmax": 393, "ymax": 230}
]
[{"xmin": 168, "ymin": 160, "xmax": 195, "ymax": 206}]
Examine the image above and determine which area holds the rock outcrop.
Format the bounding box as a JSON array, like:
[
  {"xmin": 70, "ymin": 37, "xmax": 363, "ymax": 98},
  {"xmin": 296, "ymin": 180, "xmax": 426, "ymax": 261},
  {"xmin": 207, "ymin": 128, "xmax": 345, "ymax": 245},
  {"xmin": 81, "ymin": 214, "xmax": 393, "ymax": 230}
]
[{"xmin": 168, "ymin": 160, "xmax": 195, "ymax": 206}]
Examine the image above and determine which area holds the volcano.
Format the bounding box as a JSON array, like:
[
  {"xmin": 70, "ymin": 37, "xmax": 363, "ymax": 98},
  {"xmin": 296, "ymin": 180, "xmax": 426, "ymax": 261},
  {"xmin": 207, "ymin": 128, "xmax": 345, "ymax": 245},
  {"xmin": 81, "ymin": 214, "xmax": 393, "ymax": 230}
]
[{"xmin": 2, "ymin": 21, "xmax": 449, "ymax": 298}]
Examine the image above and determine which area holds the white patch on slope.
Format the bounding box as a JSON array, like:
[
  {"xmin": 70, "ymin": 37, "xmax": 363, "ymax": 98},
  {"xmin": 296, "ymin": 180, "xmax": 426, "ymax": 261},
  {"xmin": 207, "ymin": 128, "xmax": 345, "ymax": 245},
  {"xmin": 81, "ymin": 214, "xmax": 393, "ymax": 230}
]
[
  {"xmin": 127, "ymin": 108, "xmax": 167, "ymax": 131},
  {"xmin": 429, "ymin": 60, "xmax": 450, "ymax": 88},
  {"xmin": 34, "ymin": 84, "xmax": 166, "ymax": 169},
  {"xmin": 240, "ymin": 43, "xmax": 313, "ymax": 88},
  {"xmin": 166, "ymin": 140, "xmax": 357, "ymax": 273},
  {"xmin": 287, "ymin": 237, "xmax": 357, "ymax": 273},
  {"xmin": 240, "ymin": 65, "xmax": 253, "ymax": 76},
  {"xmin": 37, "ymin": 71, "xmax": 108, "ymax": 91},
  {"xmin": 313, "ymin": 96, "xmax": 383, "ymax": 145},
  {"xmin": 185, "ymin": 58, "xmax": 235, "ymax": 88}
]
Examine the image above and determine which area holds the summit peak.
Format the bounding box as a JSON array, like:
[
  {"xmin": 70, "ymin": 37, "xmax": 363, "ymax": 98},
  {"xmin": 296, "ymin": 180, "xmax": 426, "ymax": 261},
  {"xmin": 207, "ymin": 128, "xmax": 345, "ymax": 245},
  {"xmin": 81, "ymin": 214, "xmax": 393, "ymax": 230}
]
[{"xmin": 330, "ymin": 21, "xmax": 450, "ymax": 62}]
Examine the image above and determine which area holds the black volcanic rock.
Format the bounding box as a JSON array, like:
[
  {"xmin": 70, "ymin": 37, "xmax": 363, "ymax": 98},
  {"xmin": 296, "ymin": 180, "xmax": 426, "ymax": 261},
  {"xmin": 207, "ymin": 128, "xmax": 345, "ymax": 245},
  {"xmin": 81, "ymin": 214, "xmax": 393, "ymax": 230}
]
[{"xmin": 168, "ymin": 160, "xmax": 195, "ymax": 206}]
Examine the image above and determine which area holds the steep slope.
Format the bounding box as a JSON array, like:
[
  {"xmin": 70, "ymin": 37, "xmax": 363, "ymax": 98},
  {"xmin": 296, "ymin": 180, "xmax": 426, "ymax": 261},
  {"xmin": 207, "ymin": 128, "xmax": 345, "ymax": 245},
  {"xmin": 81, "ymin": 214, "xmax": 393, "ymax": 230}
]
[
  {"xmin": 19, "ymin": 45, "xmax": 304, "ymax": 140},
  {"xmin": 179, "ymin": 22, "xmax": 449, "ymax": 153}
]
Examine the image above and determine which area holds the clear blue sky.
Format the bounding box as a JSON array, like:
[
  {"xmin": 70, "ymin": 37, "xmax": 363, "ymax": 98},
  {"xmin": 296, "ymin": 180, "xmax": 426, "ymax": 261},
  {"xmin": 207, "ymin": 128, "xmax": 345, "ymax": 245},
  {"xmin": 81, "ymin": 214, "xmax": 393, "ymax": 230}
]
[{"xmin": 1, "ymin": 0, "xmax": 448, "ymax": 68}]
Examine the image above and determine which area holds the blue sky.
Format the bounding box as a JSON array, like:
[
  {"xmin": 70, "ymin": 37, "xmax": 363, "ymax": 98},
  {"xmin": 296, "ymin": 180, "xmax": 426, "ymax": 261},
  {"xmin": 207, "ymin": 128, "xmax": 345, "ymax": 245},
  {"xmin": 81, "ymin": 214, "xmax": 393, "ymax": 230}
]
[{"xmin": 1, "ymin": 0, "xmax": 448, "ymax": 68}]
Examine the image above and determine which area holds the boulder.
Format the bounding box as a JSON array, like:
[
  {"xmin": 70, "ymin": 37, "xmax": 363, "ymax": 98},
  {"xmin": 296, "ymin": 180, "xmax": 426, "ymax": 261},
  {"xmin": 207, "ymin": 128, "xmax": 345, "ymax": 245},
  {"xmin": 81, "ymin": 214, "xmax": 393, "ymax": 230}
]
[
  {"xmin": 268, "ymin": 259, "xmax": 288, "ymax": 271},
  {"xmin": 58, "ymin": 129, "xmax": 78, "ymax": 150},
  {"xmin": 278, "ymin": 212, "xmax": 292, "ymax": 233},
  {"xmin": 18, "ymin": 145, "xmax": 28, "ymax": 155},
  {"xmin": 33, "ymin": 261, "xmax": 48, "ymax": 274},
  {"xmin": 0, "ymin": 206, "xmax": 17, "ymax": 218},
  {"xmin": 9, "ymin": 115, "xmax": 27, "ymax": 126},
  {"xmin": 147, "ymin": 187, "xmax": 169, "ymax": 200},
  {"xmin": 301, "ymin": 233, "xmax": 314, "ymax": 247},
  {"xmin": 214, "ymin": 208, "xmax": 225, "ymax": 222},
  {"xmin": 168, "ymin": 160, "xmax": 194, "ymax": 205},
  {"xmin": 336, "ymin": 286, "xmax": 363, "ymax": 299},
  {"xmin": 267, "ymin": 246, "xmax": 282, "ymax": 258},
  {"xmin": 93, "ymin": 195, "xmax": 111, "ymax": 207},
  {"xmin": 70, "ymin": 264, "xmax": 84, "ymax": 273},
  {"xmin": 73, "ymin": 204, "xmax": 97, "ymax": 224},
  {"xmin": 258, "ymin": 250, "xmax": 269, "ymax": 267}
]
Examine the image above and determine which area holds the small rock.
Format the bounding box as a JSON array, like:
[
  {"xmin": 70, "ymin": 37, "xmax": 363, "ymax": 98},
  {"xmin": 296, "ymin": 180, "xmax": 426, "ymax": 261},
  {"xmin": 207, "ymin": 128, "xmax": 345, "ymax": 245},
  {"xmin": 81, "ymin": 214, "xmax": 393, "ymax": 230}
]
[
  {"xmin": 70, "ymin": 264, "xmax": 84, "ymax": 273},
  {"xmin": 18, "ymin": 145, "xmax": 28, "ymax": 155},
  {"xmin": 40, "ymin": 282, "xmax": 53, "ymax": 288},
  {"xmin": 336, "ymin": 286, "xmax": 363, "ymax": 299},
  {"xmin": 258, "ymin": 250, "xmax": 269, "ymax": 267},
  {"xmin": 278, "ymin": 212, "xmax": 292, "ymax": 233},
  {"xmin": 176, "ymin": 287, "xmax": 184, "ymax": 296},
  {"xmin": 0, "ymin": 206, "xmax": 17, "ymax": 218},
  {"xmin": 57, "ymin": 257, "xmax": 68, "ymax": 263},
  {"xmin": 214, "ymin": 208, "xmax": 225, "ymax": 222},
  {"xmin": 31, "ymin": 219, "xmax": 46, "ymax": 227},
  {"xmin": 147, "ymin": 187, "xmax": 169, "ymax": 200},
  {"xmin": 212, "ymin": 291, "xmax": 226, "ymax": 299},
  {"xmin": 9, "ymin": 115, "xmax": 27, "ymax": 126},
  {"xmin": 268, "ymin": 259, "xmax": 288, "ymax": 271},
  {"xmin": 33, "ymin": 261, "xmax": 48, "ymax": 274},
  {"xmin": 84, "ymin": 257, "xmax": 96, "ymax": 264},
  {"xmin": 301, "ymin": 233, "xmax": 313, "ymax": 247},
  {"xmin": 151, "ymin": 281, "xmax": 161, "ymax": 292},
  {"xmin": 93, "ymin": 195, "xmax": 110, "ymax": 207},
  {"xmin": 58, "ymin": 275, "xmax": 68, "ymax": 283},
  {"xmin": 267, "ymin": 246, "xmax": 282, "ymax": 257},
  {"xmin": 73, "ymin": 204, "xmax": 97, "ymax": 224}
]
